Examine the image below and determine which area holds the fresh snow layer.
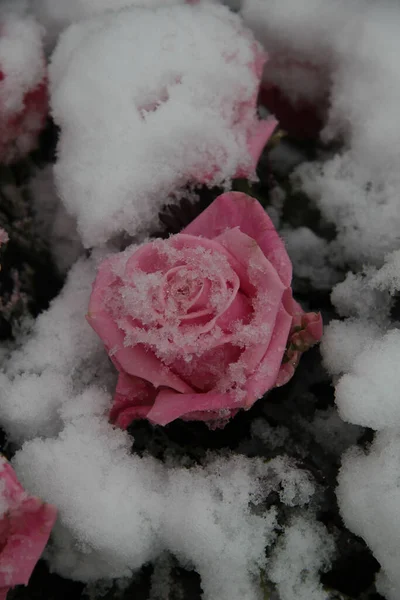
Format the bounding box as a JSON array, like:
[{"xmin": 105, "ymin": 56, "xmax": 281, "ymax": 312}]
[
  {"xmin": 268, "ymin": 515, "xmax": 334, "ymax": 600},
  {"xmin": 0, "ymin": 256, "xmax": 114, "ymax": 444},
  {"xmin": 322, "ymin": 250, "xmax": 400, "ymax": 429},
  {"xmin": 242, "ymin": 0, "xmax": 400, "ymax": 268},
  {"xmin": 0, "ymin": 7, "xmax": 45, "ymax": 116},
  {"xmin": 50, "ymin": 3, "xmax": 267, "ymax": 247},
  {"xmin": 31, "ymin": 166, "xmax": 83, "ymax": 274},
  {"xmin": 30, "ymin": 0, "xmax": 210, "ymax": 47},
  {"xmin": 12, "ymin": 389, "xmax": 320, "ymax": 599},
  {"xmin": 338, "ymin": 431, "xmax": 400, "ymax": 600}
]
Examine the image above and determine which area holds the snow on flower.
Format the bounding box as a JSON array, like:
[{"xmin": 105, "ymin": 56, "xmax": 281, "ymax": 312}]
[
  {"xmin": 87, "ymin": 192, "xmax": 322, "ymax": 428},
  {"xmin": 49, "ymin": 2, "xmax": 276, "ymax": 247},
  {"xmin": 0, "ymin": 456, "xmax": 57, "ymax": 600},
  {"xmin": 31, "ymin": 0, "xmax": 212, "ymax": 48},
  {"xmin": 0, "ymin": 8, "xmax": 48, "ymax": 164}
]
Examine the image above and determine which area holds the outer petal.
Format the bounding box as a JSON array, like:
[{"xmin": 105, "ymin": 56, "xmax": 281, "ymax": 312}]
[
  {"xmin": 0, "ymin": 588, "xmax": 8, "ymax": 600},
  {"xmin": 183, "ymin": 192, "xmax": 292, "ymax": 287},
  {"xmin": 146, "ymin": 389, "xmax": 242, "ymax": 427},
  {"xmin": 109, "ymin": 372, "xmax": 157, "ymax": 429},
  {"xmin": 169, "ymin": 343, "xmax": 242, "ymax": 392},
  {"xmin": 87, "ymin": 255, "xmax": 194, "ymax": 394},
  {"xmin": 216, "ymin": 227, "xmax": 286, "ymax": 374},
  {"xmin": 88, "ymin": 311, "xmax": 193, "ymax": 394},
  {"xmin": 237, "ymin": 117, "xmax": 278, "ymax": 178},
  {"xmin": 244, "ymin": 302, "xmax": 293, "ymax": 404}
]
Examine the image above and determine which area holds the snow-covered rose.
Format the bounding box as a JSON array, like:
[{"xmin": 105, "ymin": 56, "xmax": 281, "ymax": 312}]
[
  {"xmin": 87, "ymin": 192, "xmax": 322, "ymax": 428},
  {"xmin": 50, "ymin": 3, "xmax": 277, "ymax": 247},
  {"xmin": 0, "ymin": 456, "xmax": 57, "ymax": 600}
]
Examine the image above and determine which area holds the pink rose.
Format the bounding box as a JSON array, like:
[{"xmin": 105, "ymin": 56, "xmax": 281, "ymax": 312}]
[
  {"xmin": 87, "ymin": 192, "xmax": 322, "ymax": 429},
  {"xmin": 0, "ymin": 456, "xmax": 57, "ymax": 600}
]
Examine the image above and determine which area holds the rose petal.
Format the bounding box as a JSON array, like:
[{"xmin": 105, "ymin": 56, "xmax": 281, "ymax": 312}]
[
  {"xmin": 124, "ymin": 240, "xmax": 176, "ymax": 276},
  {"xmin": 109, "ymin": 372, "xmax": 156, "ymax": 429},
  {"xmin": 275, "ymin": 354, "xmax": 299, "ymax": 388},
  {"xmin": 183, "ymin": 192, "xmax": 292, "ymax": 287},
  {"xmin": 244, "ymin": 303, "xmax": 293, "ymax": 403},
  {"xmin": 0, "ymin": 587, "xmax": 8, "ymax": 600},
  {"xmin": 146, "ymin": 388, "xmax": 242, "ymax": 426},
  {"xmin": 247, "ymin": 117, "xmax": 278, "ymax": 166},
  {"xmin": 236, "ymin": 117, "xmax": 278, "ymax": 178},
  {"xmin": 216, "ymin": 227, "xmax": 286, "ymax": 374},
  {"xmin": 0, "ymin": 500, "xmax": 57, "ymax": 588},
  {"xmin": 87, "ymin": 311, "xmax": 193, "ymax": 393},
  {"xmin": 87, "ymin": 259, "xmax": 195, "ymax": 394},
  {"xmin": 170, "ymin": 343, "xmax": 242, "ymax": 392},
  {"xmin": 0, "ymin": 459, "xmax": 57, "ymax": 591},
  {"xmin": 215, "ymin": 290, "xmax": 252, "ymax": 332}
]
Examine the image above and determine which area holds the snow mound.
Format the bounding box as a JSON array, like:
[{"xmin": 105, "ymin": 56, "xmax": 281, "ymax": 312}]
[
  {"xmin": 31, "ymin": 166, "xmax": 83, "ymax": 274},
  {"xmin": 50, "ymin": 3, "xmax": 269, "ymax": 247},
  {"xmin": 12, "ymin": 388, "xmax": 316, "ymax": 598},
  {"xmin": 0, "ymin": 256, "xmax": 114, "ymax": 443},
  {"xmin": 31, "ymin": 0, "xmax": 210, "ymax": 47},
  {"xmin": 268, "ymin": 515, "xmax": 334, "ymax": 600},
  {"xmin": 338, "ymin": 431, "xmax": 400, "ymax": 600}
]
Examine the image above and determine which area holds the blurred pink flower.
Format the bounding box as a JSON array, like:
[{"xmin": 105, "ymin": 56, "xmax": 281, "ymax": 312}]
[
  {"xmin": 0, "ymin": 457, "xmax": 57, "ymax": 600},
  {"xmin": 0, "ymin": 78, "xmax": 48, "ymax": 165},
  {"xmin": 87, "ymin": 192, "xmax": 322, "ymax": 429},
  {"xmin": 0, "ymin": 230, "xmax": 8, "ymax": 246},
  {"xmin": 0, "ymin": 16, "xmax": 48, "ymax": 165}
]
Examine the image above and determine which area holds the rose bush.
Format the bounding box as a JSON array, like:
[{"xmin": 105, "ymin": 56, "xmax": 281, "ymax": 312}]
[
  {"xmin": 87, "ymin": 192, "xmax": 322, "ymax": 429},
  {"xmin": 0, "ymin": 456, "xmax": 57, "ymax": 600}
]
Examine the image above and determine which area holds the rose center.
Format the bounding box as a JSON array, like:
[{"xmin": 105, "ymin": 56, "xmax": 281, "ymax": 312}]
[{"xmin": 162, "ymin": 267, "xmax": 206, "ymax": 315}]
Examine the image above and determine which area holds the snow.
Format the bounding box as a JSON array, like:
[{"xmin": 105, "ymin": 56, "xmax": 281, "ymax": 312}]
[
  {"xmin": 268, "ymin": 515, "xmax": 334, "ymax": 600},
  {"xmin": 12, "ymin": 387, "xmax": 316, "ymax": 598},
  {"xmin": 321, "ymin": 319, "xmax": 381, "ymax": 377},
  {"xmin": 334, "ymin": 330, "xmax": 400, "ymax": 430},
  {"xmin": 30, "ymin": 0, "xmax": 209, "ymax": 47},
  {"xmin": 338, "ymin": 431, "xmax": 400, "ymax": 600},
  {"xmin": 49, "ymin": 3, "xmax": 266, "ymax": 247},
  {"xmin": 0, "ymin": 256, "xmax": 114, "ymax": 444},
  {"xmin": 0, "ymin": 6, "xmax": 44, "ymax": 115},
  {"xmin": 283, "ymin": 226, "xmax": 340, "ymax": 291},
  {"xmin": 242, "ymin": 0, "xmax": 336, "ymax": 105},
  {"xmin": 30, "ymin": 166, "xmax": 83, "ymax": 274}
]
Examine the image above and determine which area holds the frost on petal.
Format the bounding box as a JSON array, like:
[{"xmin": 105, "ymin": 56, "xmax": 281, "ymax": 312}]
[{"xmin": 183, "ymin": 192, "xmax": 292, "ymax": 287}]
